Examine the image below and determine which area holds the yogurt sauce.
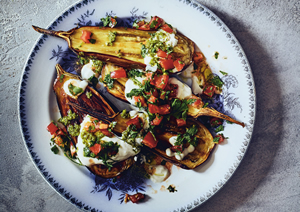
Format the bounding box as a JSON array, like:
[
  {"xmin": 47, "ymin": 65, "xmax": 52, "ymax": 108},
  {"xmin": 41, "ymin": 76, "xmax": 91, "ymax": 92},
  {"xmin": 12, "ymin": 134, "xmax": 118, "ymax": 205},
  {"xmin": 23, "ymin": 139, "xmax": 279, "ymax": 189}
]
[
  {"xmin": 149, "ymin": 165, "xmax": 170, "ymax": 183},
  {"xmin": 63, "ymin": 79, "xmax": 88, "ymax": 99},
  {"xmin": 77, "ymin": 116, "xmax": 138, "ymax": 167},
  {"xmin": 165, "ymin": 136, "xmax": 195, "ymax": 161}
]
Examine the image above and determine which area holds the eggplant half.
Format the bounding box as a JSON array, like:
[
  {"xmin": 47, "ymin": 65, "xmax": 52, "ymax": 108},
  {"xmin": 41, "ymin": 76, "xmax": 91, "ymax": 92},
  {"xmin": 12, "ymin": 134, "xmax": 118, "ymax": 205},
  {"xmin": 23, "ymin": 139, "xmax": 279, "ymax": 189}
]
[
  {"xmin": 33, "ymin": 26, "xmax": 194, "ymax": 72},
  {"xmin": 54, "ymin": 64, "xmax": 135, "ymax": 178},
  {"xmin": 69, "ymin": 103, "xmax": 215, "ymax": 169},
  {"xmin": 101, "ymin": 63, "xmax": 245, "ymax": 127}
]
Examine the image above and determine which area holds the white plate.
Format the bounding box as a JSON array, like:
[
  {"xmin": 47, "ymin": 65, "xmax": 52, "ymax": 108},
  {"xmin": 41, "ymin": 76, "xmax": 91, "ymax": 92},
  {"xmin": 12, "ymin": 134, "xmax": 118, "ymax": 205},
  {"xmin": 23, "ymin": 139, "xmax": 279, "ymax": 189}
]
[{"xmin": 18, "ymin": 0, "xmax": 256, "ymax": 211}]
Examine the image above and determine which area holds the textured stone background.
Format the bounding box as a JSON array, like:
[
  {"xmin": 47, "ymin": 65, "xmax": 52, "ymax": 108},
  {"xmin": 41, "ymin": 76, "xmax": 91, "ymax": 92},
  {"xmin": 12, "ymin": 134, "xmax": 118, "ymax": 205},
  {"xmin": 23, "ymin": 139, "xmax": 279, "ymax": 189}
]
[{"xmin": 0, "ymin": 0, "xmax": 299, "ymax": 211}]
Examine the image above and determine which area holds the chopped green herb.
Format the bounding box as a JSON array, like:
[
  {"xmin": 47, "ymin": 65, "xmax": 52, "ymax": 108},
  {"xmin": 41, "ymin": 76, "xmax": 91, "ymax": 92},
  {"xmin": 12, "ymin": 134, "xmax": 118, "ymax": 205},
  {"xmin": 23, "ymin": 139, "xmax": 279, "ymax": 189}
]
[
  {"xmin": 203, "ymin": 102, "xmax": 209, "ymax": 108},
  {"xmin": 175, "ymin": 125, "xmax": 199, "ymax": 147},
  {"xmin": 59, "ymin": 74, "xmax": 64, "ymax": 83},
  {"xmin": 68, "ymin": 83, "xmax": 83, "ymax": 96},
  {"xmin": 68, "ymin": 123, "xmax": 81, "ymax": 137},
  {"xmin": 214, "ymin": 125, "xmax": 224, "ymax": 133},
  {"xmin": 107, "ymin": 31, "xmax": 117, "ymax": 46},
  {"xmin": 220, "ymin": 70, "xmax": 228, "ymax": 75},
  {"xmin": 127, "ymin": 69, "xmax": 145, "ymax": 79},
  {"xmin": 167, "ymin": 185, "xmax": 177, "ymax": 193},
  {"xmin": 120, "ymin": 109, "xmax": 129, "ymax": 118},
  {"xmin": 208, "ymin": 75, "xmax": 224, "ymax": 88},
  {"xmin": 51, "ymin": 145, "xmax": 59, "ymax": 154},
  {"xmin": 86, "ymin": 91, "xmax": 92, "ymax": 99},
  {"xmin": 88, "ymin": 75, "xmax": 99, "ymax": 87},
  {"xmin": 89, "ymin": 39, "xmax": 96, "ymax": 44},
  {"xmin": 103, "ymin": 74, "xmax": 115, "ymax": 89},
  {"xmin": 58, "ymin": 110, "xmax": 78, "ymax": 126},
  {"xmin": 214, "ymin": 51, "xmax": 219, "ymax": 59}
]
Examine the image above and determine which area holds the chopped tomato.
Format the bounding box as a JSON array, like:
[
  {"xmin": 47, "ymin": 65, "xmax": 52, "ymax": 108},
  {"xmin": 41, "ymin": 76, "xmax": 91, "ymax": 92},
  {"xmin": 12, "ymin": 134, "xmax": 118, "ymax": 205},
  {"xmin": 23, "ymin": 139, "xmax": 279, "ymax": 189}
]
[
  {"xmin": 149, "ymin": 16, "xmax": 164, "ymax": 29},
  {"xmin": 193, "ymin": 52, "xmax": 204, "ymax": 64},
  {"xmin": 214, "ymin": 134, "xmax": 225, "ymax": 143},
  {"xmin": 128, "ymin": 193, "xmax": 145, "ymax": 203},
  {"xmin": 210, "ymin": 118, "xmax": 222, "ymax": 127},
  {"xmin": 152, "ymin": 89, "xmax": 159, "ymax": 98},
  {"xmin": 70, "ymin": 142, "xmax": 76, "ymax": 157},
  {"xmin": 144, "ymin": 72, "xmax": 154, "ymax": 82},
  {"xmin": 98, "ymin": 123, "xmax": 109, "ymax": 130},
  {"xmin": 138, "ymin": 23, "xmax": 151, "ymax": 30},
  {"xmin": 161, "ymin": 24, "xmax": 173, "ymax": 33},
  {"xmin": 90, "ymin": 143, "xmax": 102, "ymax": 155},
  {"xmin": 176, "ymin": 118, "xmax": 186, "ymax": 127},
  {"xmin": 110, "ymin": 68, "xmax": 127, "ymax": 78},
  {"xmin": 83, "ymin": 122, "xmax": 97, "ymax": 133},
  {"xmin": 142, "ymin": 132, "xmax": 158, "ymax": 148},
  {"xmin": 110, "ymin": 17, "xmax": 117, "ymax": 28},
  {"xmin": 126, "ymin": 116, "xmax": 141, "ymax": 129},
  {"xmin": 189, "ymin": 96, "xmax": 202, "ymax": 107},
  {"xmin": 203, "ymin": 85, "xmax": 216, "ymax": 97},
  {"xmin": 170, "ymin": 145, "xmax": 183, "ymax": 152},
  {"xmin": 157, "ymin": 49, "xmax": 169, "ymax": 58},
  {"xmin": 47, "ymin": 122, "xmax": 58, "ymax": 135},
  {"xmin": 148, "ymin": 95, "xmax": 158, "ymax": 104},
  {"xmin": 54, "ymin": 136, "xmax": 64, "ymax": 147},
  {"xmin": 173, "ymin": 59, "xmax": 185, "ymax": 72},
  {"xmin": 80, "ymin": 30, "xmax": 92, "ymax": 43},
  {"xmin": 150, "ymin": 73, "xmax": 169, "ymax": 90},
  {"xmin": 100, "ymin": 129, "xmax": 113, "ymax": 137},
  {"xmin": 151, "ymin": 115, "xmax": 163, "ymax": 126},
  {"xmin": 159, "ymin": 58, "xmax": 175, "ymax": 70},
  {"xmin": 165, "ymin": 83, "xmax": 178, "ymax": 98},
  {"xmin": 133, "ymin": 96, "xmax": 147, "ymax": 107},
  {"xmin": 148, "ymin": 104, "xmax": 170, "ymax": 115}
]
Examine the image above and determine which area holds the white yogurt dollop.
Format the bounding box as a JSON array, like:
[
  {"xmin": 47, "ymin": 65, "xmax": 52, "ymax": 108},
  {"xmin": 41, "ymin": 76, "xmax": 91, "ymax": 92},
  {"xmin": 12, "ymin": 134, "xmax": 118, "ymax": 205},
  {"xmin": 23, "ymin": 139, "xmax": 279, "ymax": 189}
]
[
  {"xmin": 168, "ymin": 77, "xmax": 192, "ymax": 99},
  {"xmin": 149, "ymin": 165, "xmax": 170, "ymax": 183},
  {"xmin": 63, "ymin": 79, "xmax": 88, "ymax": 99}
]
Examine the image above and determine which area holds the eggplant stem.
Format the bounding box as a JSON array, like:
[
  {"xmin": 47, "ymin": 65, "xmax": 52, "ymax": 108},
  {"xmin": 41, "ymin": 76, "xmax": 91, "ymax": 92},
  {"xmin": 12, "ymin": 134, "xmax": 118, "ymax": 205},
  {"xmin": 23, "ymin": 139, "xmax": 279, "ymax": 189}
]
[
  {"xmin": 196, "ymin": 107, "xmax": 245, "ymax": 127},
  {"xmin": 32, "ymin": 25, "xmax": 74, "ymax": 41}
]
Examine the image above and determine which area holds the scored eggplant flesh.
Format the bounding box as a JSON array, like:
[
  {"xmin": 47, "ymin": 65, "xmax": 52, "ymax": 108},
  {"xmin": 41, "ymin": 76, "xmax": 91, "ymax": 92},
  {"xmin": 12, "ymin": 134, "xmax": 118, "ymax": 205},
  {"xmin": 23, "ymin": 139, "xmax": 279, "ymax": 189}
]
[{"xmin": 32, "ymin": 25, "xmax": 194, "ymax": 73}]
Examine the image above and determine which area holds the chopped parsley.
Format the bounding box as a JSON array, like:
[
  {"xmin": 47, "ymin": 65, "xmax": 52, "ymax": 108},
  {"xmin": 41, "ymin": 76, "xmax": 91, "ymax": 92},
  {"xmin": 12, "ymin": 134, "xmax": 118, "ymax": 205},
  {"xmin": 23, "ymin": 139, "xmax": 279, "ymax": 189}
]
[
  {"xmin": 68, "ymin": 83, "xmax": 83, "ymax": 96},
  {"xmin": 167, "ymin": 185, "xmax": 177, "ymax": 193},
  {"xmin": 214, "ymin": 125, "xmax": 224, "ymax": 133},
  {"xmin": 168, "ymin": 99, "xmax": 196, "ymax": 121},
  {"xmin": 67, "ymin": 123, "xmax": 81, "ymax": 137},
  {"xmin": 103, "ymin": 74, "xmax": 115, "ymax": 89},
  {"xmin": 208, "ymin": 75, "xmax": 224, "ymax": 88},
  {"xmin": 214, "ymin": 51, "xmax": 219, "ymax": 59},
  {"xmin": 219, "ymin": 70, "xmax": 228, "ymax": 75},
  {"xmin": 59, "ymin": 74, "xmax": 64, "ymax": 83},
  {"xmin": 58, "ymin": 110, "xmax": 78, "ymax": 126},
  {"xmin": 88, "ymin": 75, "xmax": 99, "ymax": 87},
  {"xmin": 86, "ymin": 91, "xmax": 92, "ymax": 99},
  {"xmin": 107, "ymin": 31, "xmax": 117, "ymax": 46},
  {"xmin": 203, "ymin": 102, "xmax": 209, "ymax": 108},
  {"xmin": 175, "ymin": 125, "xmax": 199, "ymax": 147},
  {"xmin": 127, "ymin": 69, "xmax": 145, "ymax": 79},
  {"xmin": 51, "ymin": 145, "xmax": 59, "ymax": 154}
]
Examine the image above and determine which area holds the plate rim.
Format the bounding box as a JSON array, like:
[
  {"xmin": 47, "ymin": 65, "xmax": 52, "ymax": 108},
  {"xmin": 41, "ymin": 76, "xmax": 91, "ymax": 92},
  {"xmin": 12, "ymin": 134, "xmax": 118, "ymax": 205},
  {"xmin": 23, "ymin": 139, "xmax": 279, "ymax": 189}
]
[{"xmin": 18, "ymin": 0, "xmax": 256, "ymax": 211}]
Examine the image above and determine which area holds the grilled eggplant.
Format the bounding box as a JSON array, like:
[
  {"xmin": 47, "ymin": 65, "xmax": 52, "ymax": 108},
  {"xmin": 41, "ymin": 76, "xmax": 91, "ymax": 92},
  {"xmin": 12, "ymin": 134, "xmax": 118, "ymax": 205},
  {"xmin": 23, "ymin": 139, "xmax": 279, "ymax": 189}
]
[
  {"xmin": 68, "ymin": 103, "xmax": 215, "ymax": 169},
  {"xmin": 101, "ymin": 63, "xmax": 245, "ymax": 127},
  {"xmin": 32, "ymin": 25, "xmax": 194, "ymax": 72},
  {"xmin": 54, "ymin": 64, "xmax": 135, "ymax": 178}
]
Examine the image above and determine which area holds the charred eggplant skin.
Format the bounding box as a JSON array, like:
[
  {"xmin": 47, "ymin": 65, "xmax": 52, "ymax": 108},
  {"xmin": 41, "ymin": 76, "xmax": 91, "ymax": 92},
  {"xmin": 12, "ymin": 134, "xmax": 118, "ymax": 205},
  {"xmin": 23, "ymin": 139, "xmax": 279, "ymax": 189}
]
[{"xmin": 32, "ymin": 25, "xmax": 194, "ymax": 72}]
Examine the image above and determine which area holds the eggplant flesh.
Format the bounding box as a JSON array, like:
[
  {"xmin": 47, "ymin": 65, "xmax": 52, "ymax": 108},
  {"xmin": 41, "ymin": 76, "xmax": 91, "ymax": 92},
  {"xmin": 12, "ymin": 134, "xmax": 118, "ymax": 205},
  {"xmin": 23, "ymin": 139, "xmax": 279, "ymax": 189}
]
[
  {"xmin": 54, "ymin": 64, "xmax": 134, "ymax": 178},
  {"xmin": 153, "ymin": 118, "xmax": 215, "ymax": 169},
  {"xmin": 32, "ymin": 25, "xmax": 194, "ymax": 72}
]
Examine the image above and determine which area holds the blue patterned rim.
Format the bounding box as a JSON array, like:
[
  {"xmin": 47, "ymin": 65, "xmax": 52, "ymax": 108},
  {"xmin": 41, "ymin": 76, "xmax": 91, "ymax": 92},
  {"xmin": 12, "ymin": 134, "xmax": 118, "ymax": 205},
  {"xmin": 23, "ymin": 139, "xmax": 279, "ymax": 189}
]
[{"xmin": 18, "ymin": 0, "xmax": 256, "ymax": 211}]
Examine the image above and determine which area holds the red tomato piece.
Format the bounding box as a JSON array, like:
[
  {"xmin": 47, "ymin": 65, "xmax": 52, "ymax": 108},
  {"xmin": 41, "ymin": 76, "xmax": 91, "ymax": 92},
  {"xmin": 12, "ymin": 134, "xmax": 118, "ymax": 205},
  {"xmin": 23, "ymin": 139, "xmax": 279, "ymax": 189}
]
[
  {"xmin": 128, "ymin": 193, "xmax": 145, "ymax": 203},
  {"xmin": 126, "ymin": 116, "xmax": 141, "ymax": 129},
  {"xmin": 159, "ymin": 58, "xmax": 175, "ymax": 70},
  {"xmin": 151, "ymin": 115, "xmax": 163, "ymax": 126},
  {"xmin": 133, "ymin": 96, "xmax": 147, "ymax": 107},
  {"xmin": 90, "ymin": 143, "xmax": 102, "ymax": 155},
  {"xmin": 110, "ymin": 17, "xmax": 117, "ymax": 28},
  {"xmin": 214, "ymin": 134, "xmax": 225, "ymax": 143},
  {"xmin": 173, "ymin": 59, "xmax": 185, "ymax": 72},
  {"xmin": 210, "ymin": 118, "xmax": 223, "ymax": 127},
  {"xmin": 148, "ymin": 95, "xmax": 158, "ymax": 104},
  {"xmin": 148, "ymin": 104, "xmax": 171, "ymax": 115},
  {"xmin": 150, "ymin": 74, "xmax": 169, "ymax": 90},
  {"xmin": 189, "ymin": 96, "xmax": 202, "ymax": 107},
  {"xmin": 170, "ymin": 145, "xmax": 183, "ymax": 152},
  {"xmin": 203, "ymin": 85, "xmax": 216, "ymax": 97},
  {"xmin": 142, "ymin": 132, "xmax": 158, "ymax": 148},
  {"xmin": 100, "ymin": 129, "xmax": 113, "ymax": 137},
  {"xmin": 157, "ymin": 49, "xmax": 168, "ymax": 58},
  {"xmin": 152, "ymin": 89, "xmax": 159, "ymax": 98},
  {"xmin": 161, "ymin": 24, "xmax": 173, "ymax": 33},
  {"xmin": 149, "ymin": 16, "xmax": 164, "ymax": 29},
  {"xmin": 164, "ymin": 83, "xmax": 178, "ymax": 98},
  {"xmin": 80, "ymin": 30, "xmax": 92, "ymax": 43},
  {"xmin": 47, "ymin": 122, "xmax": 58, "ymax": 135},
  {"xmin": 110, "ymin": 68, "xmax": 127, "ymax": 79},
  {"xmin": 193, "ymin": 52, "xmax": 204, "ymax": 64},
  {"xmin": 176, "ymin": 118, "xmax": 186, "ymax": 127}
]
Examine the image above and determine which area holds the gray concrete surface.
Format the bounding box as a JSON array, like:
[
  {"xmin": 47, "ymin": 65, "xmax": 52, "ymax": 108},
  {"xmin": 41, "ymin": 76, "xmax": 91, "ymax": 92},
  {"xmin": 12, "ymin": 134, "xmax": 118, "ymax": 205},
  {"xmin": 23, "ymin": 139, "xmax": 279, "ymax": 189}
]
[{"xmin": 1, "ymin": 0, "xmax": 299, "ymax": 211}]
